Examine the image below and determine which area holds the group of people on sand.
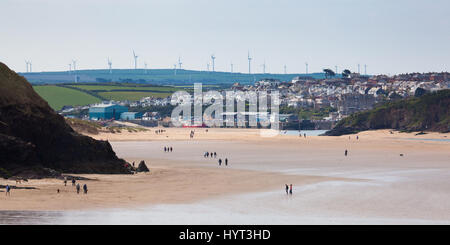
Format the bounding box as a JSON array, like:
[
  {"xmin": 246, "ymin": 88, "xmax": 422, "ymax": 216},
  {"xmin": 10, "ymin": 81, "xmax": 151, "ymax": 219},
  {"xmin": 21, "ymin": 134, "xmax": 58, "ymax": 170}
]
[
  {"xmin": 60, "ymin": 177, "xmax": 88, "ymax": 195},
  {"xmin": 204, "ymin": 151, "xmax": 217, "ymax": 158},
  {"xmin": 164, "ymin": 146, "xmax": 173, "ymax": 152},
  {"xmin": 298, "ymin": 132, "xmax": 307, "ymax": 138},
  {"xmin": 218, "ymin": 158, "xmax": 229, "ymax": 166},
  {"xmin": 285, "ymin": 184, "xmax": 293, "ymax": 195},
  {"xmin": 348, "ymin": 135, "xmax": 359, "ymax": 140},
  {"xmin": 203, "ymin": 152, "xmax": 229, "ymax": 166},
  {"xmin": 155, "ymin": 129, "xmax": 166, "ymax": 134}
]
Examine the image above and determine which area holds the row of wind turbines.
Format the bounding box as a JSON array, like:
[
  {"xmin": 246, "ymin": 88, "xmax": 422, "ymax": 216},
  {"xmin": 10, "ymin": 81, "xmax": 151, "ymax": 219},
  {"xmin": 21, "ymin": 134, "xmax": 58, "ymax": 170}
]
[
  {"xmin": 26, "ymin": 50, "xmax": 368, "ymax": 75},
  {"xmin": 125, "ymin": 50, "xmax": 292, "ymax": 75}
]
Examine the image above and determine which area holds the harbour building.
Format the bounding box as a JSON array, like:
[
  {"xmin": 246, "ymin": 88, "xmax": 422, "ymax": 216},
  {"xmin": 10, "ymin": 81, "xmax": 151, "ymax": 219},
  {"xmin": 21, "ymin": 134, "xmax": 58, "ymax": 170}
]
[{"xmin": 88, "ymin": 104, "xmax": 128, "ymax": 120}]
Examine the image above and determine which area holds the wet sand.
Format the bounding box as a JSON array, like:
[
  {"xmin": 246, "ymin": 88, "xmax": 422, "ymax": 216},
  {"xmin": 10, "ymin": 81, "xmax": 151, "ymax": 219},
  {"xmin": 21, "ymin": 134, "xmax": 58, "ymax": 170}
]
[{"xmin": 1, "ymin": 129, "xmax": 449, "ymax": 224}]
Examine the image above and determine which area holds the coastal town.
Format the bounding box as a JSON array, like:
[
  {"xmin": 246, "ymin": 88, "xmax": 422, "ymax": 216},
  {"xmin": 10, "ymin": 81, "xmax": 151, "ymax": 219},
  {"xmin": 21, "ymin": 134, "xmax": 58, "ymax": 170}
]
[{"xmin": 60, "ymin": 72, "xmax": 449, "ymax": 130}]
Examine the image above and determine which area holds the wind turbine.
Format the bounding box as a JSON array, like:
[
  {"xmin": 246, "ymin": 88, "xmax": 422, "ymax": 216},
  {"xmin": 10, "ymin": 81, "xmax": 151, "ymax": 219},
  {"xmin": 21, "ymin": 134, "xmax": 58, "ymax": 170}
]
[
  {"xmin": 206, "ymin": 62, "xmax": 210, "ymax": 72},
  {"xmin": 305, "ymin": 62, "xmax": 308, "ymax": 74},
  {"xmin": 335, "ymin": 65, "xmax": 338, "ymax": 74},
  {"xmin": 178, "ymin": 57, "xmax": 182, "ymax": 69},
  {"xmin": 29, "ymin": 61, "xmax": 32, "ymax": 72},
  {"xmin": 364, "ymin": 64, "xmax": 367, "ymax": 75},
  {"xmin": 284, "ymin": 65, "xmax": 287, "ymax": 75},
  {"xmin": 132, "ymin": 50, "xmax": 138, "ymax": 69},
  {"xmin": 230, "ymin": 62, "xmax": 233, "ymax": 73},
  {"xmin": 358, "ymin": 63, "xmax": 361, "ymax": 74},
  {"xmin": 144, "ymin": 62, "xmax": 148, "ymax": 74},
  {"xmin": 72, "ymin": 60, "xmax": 77, "ymax": 72},
  {"xmin": 261, "ymin": 60, "xmax": 266, "ymax": 74},
  {"xmin": 108, "ymin": 58, "xmax": 112, "ymax": 74},
  {"xmin": 211, "ymin": 54, "xmax": 216, "ymax": 72},
  {"xmin": 247, "ymin": 51, "xmax": 252, "ymax": 74},
  {"xmin": 68, "ymin": 63, "xmax": 72, "ymax": 73},
  {"xmin": 25, "ymin": 60, "xmax": 29, "ymax": 72},
  {"xmin": 72, "ymin": 59, "xmax": 78, "ymax": 83},
  {"xmin": 174, "ymin": 64, "xmax": 177, "ymax": 75}
]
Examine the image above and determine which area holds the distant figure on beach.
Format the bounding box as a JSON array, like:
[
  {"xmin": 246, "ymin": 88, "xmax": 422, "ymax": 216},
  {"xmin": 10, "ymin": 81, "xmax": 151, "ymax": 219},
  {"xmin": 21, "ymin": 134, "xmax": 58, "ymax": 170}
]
[
  {"xmin": 76, "ymin": 183, "xmax": 80, "ymax": 194},
  {"xmin": 64, "ymin": 177, "xmax": 67, "ymax": 186},
  {"xmin": 356, "ymin": 136, "xmax": 359, "ymax": 140},
  {"xmin": 164, "ymin": 147, "xmax": 167, "ymax": 152},
  {"xmin": 285, "ymin": 184, "xmax": 289, "ymax": 195},
  {"xmin": 289, "ymin": 184, "xmax": 293, "ymax": 195},
  {"xmin": 304, "ymin": 133, "xmax": 306, "ymax": 138},
  {"xmin": 218, "ymin": 159, "xmax": 222, "ymax": 166},
  {"xmin": 170, "ymin": 147, "xmax": 173, "ymax": 152},
  {"xmin": 72, "ymin": 178, "xmax": 76, "ymax": 186},
  {"xmin": 5, "ymin": 185, "xmax": 11, "ymax": 196},
  {"xmin": 57, "ymin": 189, "xmax": 60, "ymax": 193},
  {"xmin": 206, "ymin": 152, "xmax": 209, "ymax": 158},
  {"xmin": 225, "ymin": 158, "xmax": 228, "ymax": 166},
  {"xmin": 214, "ymin": 152, "xmax": 217, "ymax": 158},
  {"xmin": 349, "ymin": 136, "xmax": 351, "ymax": 140},
  {"xmin": 345, "ymin": 149, "xmax": 348, "ymax": 156},
  {"xmin": 83, "ymin": 184, "xmax": 88, "ymax": 194}
]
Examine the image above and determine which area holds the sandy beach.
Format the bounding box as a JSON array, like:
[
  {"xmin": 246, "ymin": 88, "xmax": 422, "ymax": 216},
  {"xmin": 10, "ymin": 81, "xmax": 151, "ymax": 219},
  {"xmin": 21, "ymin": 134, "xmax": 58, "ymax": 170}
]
[{"xmin": 1, "ymin": 128, "xmax": 449, "ymax": 224}]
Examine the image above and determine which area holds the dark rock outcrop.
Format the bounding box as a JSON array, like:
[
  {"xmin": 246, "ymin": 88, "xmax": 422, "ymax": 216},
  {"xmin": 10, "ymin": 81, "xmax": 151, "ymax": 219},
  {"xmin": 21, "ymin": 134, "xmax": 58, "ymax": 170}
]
[
  {"xmin": 0, "ymin": 62, "xmax": 131, "ymax": 178},
  {"xmin": 325, "ymin": 89, "xmax": 450, "ymax": 136},
  {"xmin": 136, "ymin": 160, "xmax": 150, "ymax": 172}
]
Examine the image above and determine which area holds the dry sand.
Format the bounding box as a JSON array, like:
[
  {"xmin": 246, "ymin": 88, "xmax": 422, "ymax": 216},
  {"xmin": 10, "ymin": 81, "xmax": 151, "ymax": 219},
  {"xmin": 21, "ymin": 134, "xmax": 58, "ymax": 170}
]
[{"xmin": 1, "ymin": 128, "xmax": 449, "ymax": 224}]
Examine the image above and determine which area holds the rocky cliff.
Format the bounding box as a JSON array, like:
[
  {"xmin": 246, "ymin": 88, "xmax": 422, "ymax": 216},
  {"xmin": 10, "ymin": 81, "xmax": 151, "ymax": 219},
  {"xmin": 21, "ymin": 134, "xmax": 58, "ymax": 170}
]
[
  {"xmin": 0, "ymin": 62, "xmax": 131, "ymax": 178},
  {"xmin": 324, "ymin": 89, "xmax": 450, "ymax": 136}
]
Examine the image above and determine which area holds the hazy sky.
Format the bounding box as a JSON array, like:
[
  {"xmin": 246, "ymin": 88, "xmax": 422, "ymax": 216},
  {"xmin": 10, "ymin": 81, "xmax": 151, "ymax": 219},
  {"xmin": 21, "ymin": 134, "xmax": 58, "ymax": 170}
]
[{"xmin": 1, "ymin": 0, "xmax": 449, "ymax": 75}]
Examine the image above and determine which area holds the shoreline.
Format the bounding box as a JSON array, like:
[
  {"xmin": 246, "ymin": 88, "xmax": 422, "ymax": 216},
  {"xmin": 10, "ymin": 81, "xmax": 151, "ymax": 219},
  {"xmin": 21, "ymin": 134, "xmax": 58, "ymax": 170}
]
[{"xmin": 87, "ymin": 128, "xmax": 450, "ymax": 142}]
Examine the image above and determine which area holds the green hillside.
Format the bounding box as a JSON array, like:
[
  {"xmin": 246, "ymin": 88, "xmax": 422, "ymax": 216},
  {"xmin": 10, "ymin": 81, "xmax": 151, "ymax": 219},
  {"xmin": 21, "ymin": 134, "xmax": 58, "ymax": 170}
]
[
  {"xmin": 33, "ymin": 85, "xmax": 101, "ymax": 110},
  {"xmin": 325, "ymin": 89, "xmax": 450, "ymax": 135}
]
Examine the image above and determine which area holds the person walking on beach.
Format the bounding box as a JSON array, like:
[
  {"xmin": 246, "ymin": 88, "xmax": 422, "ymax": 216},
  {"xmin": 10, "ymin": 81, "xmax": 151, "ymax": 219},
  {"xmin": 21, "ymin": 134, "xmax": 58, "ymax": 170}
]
[
  {"xmin": 218, "ymin": 159, "xmax": 222, "ymax": 166},
  {"xmin": 72, "ymin": 178, "xmax": 76, "ymax": 186},
  {"xmin": 225, "ymin": 158, "xmax": 228, "ymax": 166},
  {"xmin": 304, "ymin": 133, "xmax": 306, "ymax": 138},
  {"xmin": 5, "ymin": 184, "xmax": 11, "ymax": 196},
  {"xmin": 289, "ymin": 184, "xmax": 293, "ymax": 195},
  {"xmin": 83, "ymin": 184, "xmax": 88, "ymax": 194},
  {"xmin": 64, "ymin": 177, "xmax": 67, "ymax": 186},
  {"xmin": 76, "ymin": 183, "xmax": 81, "ymax": 194},
  {"xmin": 285, "ymin": 184, "xmax": 289, "ymax": 195},
  {"xmin": 164, "ymin": 146, "xmax": 167, "ymax": 152},
  {"xmin": 170, "ymin": 147, "xmax": 173, "ymax": 152},
  {"xmin": 345, "ymin": 149, "xmax": 348, "ymax": 156},
  {"xmin": 356, "ymin": 135, "xmax": 359, "ymax": 140},
  {"xmin": 214, "ymin": 152, "xmax": 217, "ymax": 158},
  {"xmin": 206, "ymin": 152, "xmax": 209, "ymax": 158}
]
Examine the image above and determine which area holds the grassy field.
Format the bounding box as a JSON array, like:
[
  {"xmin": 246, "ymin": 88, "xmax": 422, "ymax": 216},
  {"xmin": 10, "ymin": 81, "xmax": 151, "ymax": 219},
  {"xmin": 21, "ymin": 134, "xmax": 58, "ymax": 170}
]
[
  {"xmin": 33, "ymin": 85, "xmax": 102, "ymax": 110},
  {"xmin": 69, "ymin": 84, "xmax": 181, "ymax": 92},
  {"xmin": 32, "ymin": 83, "xmax": 181, "ymax": 110}
]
